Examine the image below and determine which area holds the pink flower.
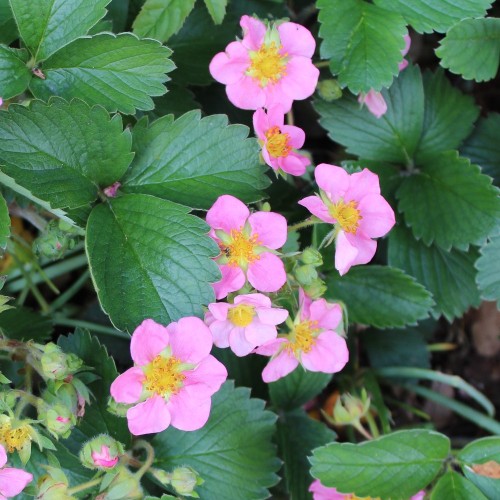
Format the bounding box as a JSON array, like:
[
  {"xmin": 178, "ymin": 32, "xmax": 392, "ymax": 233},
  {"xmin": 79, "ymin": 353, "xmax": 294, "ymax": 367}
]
[
  {"xmin": 299, "ymin": 164, "xmax": 395, "ymax": 275},
  {"xmin": 253, "ymin": 105, "xmax": 310, "ymax": 176},
  {"xmin": 110, "ymin": 318, "xmax": 227, "ymax": 435},
  {"xmin": 255, "ymin": 289, "xmax": 348, "ymax": 382},
  {"xmin": 206, "ymin": 195, "xmax": 287, "ymax": 299},
  {"xmin": 91, "ymin": 445, "xmax": 119, "ymax": 469},
  {"xmin": 205, "ymin": 293, "xmax": 289, "ymax": 356},
  {"xmin": 209, "ymin": 15, "xmax": 319, "ymax": 112},
  {"xmin": 0, "ymin": 444, "xmax": 33, "ymax": 499}
]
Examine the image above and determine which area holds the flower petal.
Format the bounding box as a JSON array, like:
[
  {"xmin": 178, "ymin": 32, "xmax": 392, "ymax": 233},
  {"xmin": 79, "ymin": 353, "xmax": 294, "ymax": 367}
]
[
  {"xmin": 168, "ymin": 317, "xmax": 213, "ymax": 364},
  {"xmin": 240, "ymin": 15, "xmax": 266, "ymax": 51},
  {"xmin": 253, "ymin": 107, "xmax": 269, "ymax": 140},
  {"xmin": 209, "ymin": 41, "xmax": 250, "ymax": 85},
  {"xmin": 346, "ymin": 168, "xmax": 381, "ymax": 201},
  {"xmin": 167, "ymin": 386, "xmax": 213, "ymax": 431},
  {"xmin": 0, "ymin": 468, "xmax": 33, "ymax": 497},
  {"xmin": 248, "ymin": 211, "xmax": 288, "ymax": 249},
  {"xmin": 247, "ymin": 252, "xmax": 287, "ymax": 292},
  {"xmin": 229, "ymin": 328, "xmax": 256, "ymax": 356},
  {"xmin": 334, "ymin": 230, "xmax": 359, "ymax": 276},
  {"xmin": 262, "ymin": 350, "xmax": 299, "ymax": 382},
  {"xmin": 314, "ymin": 163, "xmax": 350, "ymax": 199},
  {"xmin": 255, "ymin": 305, "xmax": 289, "ymax": 325},
  {"xmin": 110, "ymin": 367, "xmax": 145, "ymax": 404},
  {"xmin": 127, "ymin": 396, "xmax": 171, "ymax": 435},
  {"xmin": 266, "ymin": 104, "xmax": 286, "ymax": 127},
  {"xmin": 207, "ymin": 302, "xmax": 230, "ymax": 321},
  {"xmin": 301, "ymin": 330, "xmax": 349, "ymax": 373},
  {"xmin": 281, "ymin": 124, "xmax": 305, "ymax": 148},
  {"xmin": 298, "ymin": 196, "xmax": 335, "ymax": 224},
  {"xmin": 254, "ymin": 337, "xmax": 287, "ymax": 356},
  {"xmin": 281, "ymin": 57, "xmax": 319, "ymax": 100},
  {"xmin": 244, "ymin": 322, "xmax": 278, "ymax": 346},
  {"xmin": 278, "ymin": 22, "xmax": 316, "ymax": 58},
  {"xmin": 0, "ymin": 445, "xmax": 6, "ymax": 468},
  {"xmin": 359, "ymin": 90, "xmax": 387, "ymax": 118},
  {"xmin": 234, "ymin": 292, "xmax": 271, "ymax": 308},
  {"xmin": 280, "ymin": 153, "xmax": 309, "ymax": 176},
  {"xmin": 130, "ymin": 319, "xmax": 169, "ymax": 366},
  {"xmin": 263, "ymin": 82, "xmax": 294, "ymax": 113},
  {"xmin": 207, "ymin": 319, "xmax": 233, "ymax": 348},
  {"xmin": 358, "ymin": 193, "xmax": 395, "ymax": 238},
  {"xmin": 183, "ymin": 355, "xmax": 228, "ymax": 395},
  {"xmin": 309, "ymin": 299, "xmax": 342, "ymax": 330},
  {"xmin": 206, "ymin": 194, "xmax": 249, "ymax": 233},
  {"xmin": 212, "ymin": 264, "xmax": 246, "ymax": 299},
  {"xmin": 226, "ymin": 77, "xmax": 266, "ymax": 110}
]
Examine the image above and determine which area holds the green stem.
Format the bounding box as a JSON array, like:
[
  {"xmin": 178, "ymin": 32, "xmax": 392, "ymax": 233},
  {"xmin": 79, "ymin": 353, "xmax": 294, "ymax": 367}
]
[
  {"xmin": 364, "ymin": 412, "xmax": 380, "ymax": 439},
  {"xmin": 314, "ymin": 60, "xmax": 330, "ymax": 68},
  {"xmin": 354, "ymin": 422, "xmax": 373, "ymax": 441},
  {"xmin": 288, "ymin": 218, "xmax": 323, "ymax": 233},
  {"xmin": 286, "ymin": 109, "xmax": 294, "ymax": 126},
  {"xmin": 134, "ymin": 440, "xmax": 155, "ymax": 480},
  {"xmin": 48, "ymin": 269, "xmax": 90, "ymax": 313},
  {"xmin": 52, "ymin": 317, "xmax": 129, "ymax": 339},
  {"xmin": 67, "ymin": 477, "xmax": 103, "ymax": 495}
]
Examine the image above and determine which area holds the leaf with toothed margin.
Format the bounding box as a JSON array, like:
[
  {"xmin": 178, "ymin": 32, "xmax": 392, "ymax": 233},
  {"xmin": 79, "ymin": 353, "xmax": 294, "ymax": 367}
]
[{"xmin": 0, "ymin": 45, "xmax": 31, "ymax": 99}]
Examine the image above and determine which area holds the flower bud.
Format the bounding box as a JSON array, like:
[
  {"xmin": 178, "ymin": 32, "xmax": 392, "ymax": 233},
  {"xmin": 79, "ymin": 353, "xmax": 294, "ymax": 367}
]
[
  {"xmin": 38, "ymin": 403, "xmax": 76, "ymax": 439},
  {"xmin": 323, "ymin": 390, "xmax": 371, "ymax": 428},
  {"xmin": 106, "ymin": 398, "xmax": 130, "ymax": 418},
  {"xmin": 80, "ymin": 435, "xmax": 124, "ymax": 470},
  {"xmin": 32, "ymin": 220, "xmax": 80, "ymax": 261},
  {"xmin": 302, "ymin": 279, "xmax": 327, "ymax": 300},
  {"xmin": 301, "ymin": 247, "xmax": 323, "ymax": 267},
  {"xmin": 295, "ymin": 264, "xmax": 318, "ymax": 286},
  {"xmin": 170, "ymin": 466, "xmax": 204, "ymax": 497},
  {"xmin": 100, "ymin": 466, "xmax": 143, "ymax": 500},
  {"xmin": 35, "ymin": 467, "xmax": 76, "ymax": 499},
  {"xmin": 317, "ymin": 79, "xmax": 342, "ymax": 101},
  {"xmin": 40, "ymin": 343, "xmax": 83, "ymax": 381}
]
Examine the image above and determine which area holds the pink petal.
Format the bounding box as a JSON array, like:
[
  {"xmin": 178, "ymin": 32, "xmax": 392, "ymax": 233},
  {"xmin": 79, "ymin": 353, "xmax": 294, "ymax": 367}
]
[
  {"xmin": 207, "ymin": 319, "xmax": 233, "ymax": 348},
  {"xmin": 281, "ymin": 124, "xmax": 305, "ymax": 148},
  {"xmin": 234, "ymin": 292, "xmax": 271, "ymax": 308},
  {"xmin": 398, "ymin": 58, "xmax": 409, "ymax": 72},
  {"xmin": 314, "ymin": 163, "xmax": 350, "ymax": 199},
  {"xmin": 240, "ymin": 15, "xmax": 266, "ymax": 51},
  {"xmin": 248, "ymin": 211, "xmax": 287, "ymax": 249},
  {"xmin": 262, "ymin": 146, "xmax": 279, "ymax": 170},
  {"xmin": 266, "ymin": 104, "xmax": 286, "ymax": 128},
  {"xmin": 226, "ymin": 77, "xmax": 266, "ymax": 110},
  {"xmin": 168, "ymin": 317, "xmax": 213, "ymax": 364},
  {"xmin": 301, "ymin": 330, "xmax": 349, "ymax": 373},
  {"xmin": 402, "ymin": 34, "xmax": 411, "ymax": 57},
  {"xmin": 244, "ymin": 322, "xmax": 278, "ymax": 346},
  {"xmin": 299, "ymin": 287, "xmax": 313, "ymax": 319},
  {"xmin": 280, "ymin": 153, "xmax": 309, "ymax": 176},
  {"xmin": 229, "ymin": 328, "xmax": 256, "ymax": 356},
  {"xmin": 167, "ymin": 386, "xmax": 212, "ymax": 431},
  {"xmin": 183, "ymin": 355, "xmax": 228, "ymax": 395},
  {"xmin": 127, "ymin": 396, "xmax": 171, "ymax": 435},
  {"xmin": 358, "ymin": 193, "xmax": 395, "ymax": 238},
  {"xmin": 207, "ymin": 302, "xmax": 230, "ymax": 321},
  {"xmin": 280, "ymin": 57, "xmax": 319, "ymax": 101},
  {"xmin": 255, "ymin": 306, "xmax": 289, "ymax": 325},
  {"xmin": 411, "ymin": 492, "xmax": 426, "ymax": 500},
  {"xmin": 335, "ymin": 230, "xmax": 360, "ymax": 276},
  {"xmin": 206, "ymin": 194, "xmax": 249, "ymax": 233},
  {"xmin": 298, "ymin": 196, "xmax": 335, "ymax": 224},
  {"xmin": 253, "ymin": 107, "xmax": 269, "ymax": 140},
  {"xmin": 263, "ymin": 82, "xmax": 294, "ymax": 113},
  {"xmin": 254, "ymin": 337, "xmax": 287, "ymax": 356},
  {"xmin": 212, "ymin": 264, "xmax": 246, "ymax": 299},
  {"xmin": 309, "ymin": 300, "xmax": 342, "ymax": 330},
  {"xmin": 0, "ymin": 446, "xmax": 6, "ymax": 468},
  {"xmin": 130, "ymin": 319, "xmax": 169, "ymax": 366},
  {"xmin": 0, "ymin": 468, "xmax": 33, "ymax": 497},
  {"xmin": 345, "ymin": 168, "xmax": 381, "ymax": 201},
  {"xmin": 309, "ymin": 480, "xmax": 345, "ymax": 500},
  {"xmin": 278, "ymin": 22, "xmax": 316, "ymax": 58},
  {"xmin": 110, "ymin": 367, "xmax": 145, "ymax": 404},
  {"xmin": 247, "ymin": 252, "xmax": 287, "ymax": 292},
  {"xmin": 359, "ymin": 90, "xmax": 387, "ymax": 118},
  {"xmin": 262, "ymin": 350, "xmax": 299, "ymax": 382},
  {"xmin": 209, "ymin": 41, "xmax": 250, "ymax": 85}
]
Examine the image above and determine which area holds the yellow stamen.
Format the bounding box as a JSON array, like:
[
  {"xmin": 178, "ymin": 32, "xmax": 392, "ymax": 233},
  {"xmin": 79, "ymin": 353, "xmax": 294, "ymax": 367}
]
[
  {"xmin": 265, "ymin": 126, "xmax": 291, "ymax": 158},
  {"xmin": 247, "ymin": 42, "xmax": 288, "ymax": 87},
  {"xmin": 0, "ymin": 421, "xmax": 31, "ymax": 453},
  {"xmin": 287, "ymin": 320, "xmax": 320, "ymax": 355},
  {"xmin": 329, "ymin": 200, "xmax": 362, "ymax": 234},
  {"xmin": 221, "ymin": 229, "xmax": 261, "ymax": 267},
  {"xmin": 143, "ymin": 355, "xmax": 185, "ymax": 396},
  {"xmin": 228, "ymin": 304, "xmax": 255, "ymax": 327}
]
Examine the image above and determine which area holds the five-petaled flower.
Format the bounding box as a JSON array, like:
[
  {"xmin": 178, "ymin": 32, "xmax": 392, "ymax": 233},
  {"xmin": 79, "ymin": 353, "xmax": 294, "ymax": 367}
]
[
  {"xmin": 110, "ymin": 318, "xmax": 227, "ymax": 435},
  {"xmin": 299, "ymin": 164, "xmax": 395, "ymax": 275},
  {"xmin": 205, "ymin": 293, "xmax": 289, "ymax": 356},
  {"xmin": 209, "ymin": 15, "xmax": 319, "ymax": 111},
  {"xmin": 0, "ymin": 444, "xmax": 33, "ymax": 499},
  {"xmin": 206, "ymin": 195, "xmax": 288, "ymax": 299},
  {"xmin": 255, "ymin": 289, "xmax": 348, "ymax": 382},
  {"xmin": 253, "ymin": 105, "xmax": 310, "ymax": 176}
]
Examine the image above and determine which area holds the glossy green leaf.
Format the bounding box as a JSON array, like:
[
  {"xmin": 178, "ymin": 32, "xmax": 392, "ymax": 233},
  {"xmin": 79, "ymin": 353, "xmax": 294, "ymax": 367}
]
[
  {"xmin": 0, "ymin": 193, "xmax": 9, "ymax": 249},
  {"xmin": 326, "ymin": 265, "xmax": 434, "ymax": 328},
  {"xmin": 461, "ymin": 113, "xmax": 500, "ymax": 185},
  {"xmin": 476, "ymin": 233, "xmax": 500, "ymax": 307},
  {"xmin": 431, "ymin": 471, "xmax": 488, "ymax": 500},
  {"xmin": 0, "ymin": 0, "xmax": 18, "ymax": 44},
  {"xmin": 204, "ymin": 0, "xmax": 228, "ymax": 24},
  {"xmin": 10, "ymin": 0, "xmax": 111, "ymax": 61},
  {"xmin": 105, "ymin": 0, "xmax": 130, "ymax": 31},
  {"xmin": 145, "ymin": 84, "xmax": 200, "ymax": 120},
  {"xmin": 0, "ymin": 45, "xmax": 31, "ymax": 99},
  {"xmin": 30, "ymin": 33, "xmax": 175, "ymax": 114},
  {"xmin": 317, "ymin": 0, "xmax": 407, "ymax": 93},
  {"xmin": 86, "ymin": 194, "xmax": 220, "ymax": 332},
  {"xmin": 0, "ymin": 99, "xmax": 132, "ymax": 209},
  {"xmin": 122, "ymin": 111, "xmax": 268, "ymax": 209},
  {"xmin": 153, "ymin": 382, "xmax": 280, "ymax": 500},
  {"xmin": 0, "ymin": 306, "xmax": 52, "ymax": 341},
  {"xmin": 277, "ymin": 409, "xmax": 335, "ymax": 500},
  {"xmin": 373, "ymin": 0, "xmax": 494, "ymax": 33},
  {"xmin": 314, "ymin": 65, "xmax": 424, "ymax": 164},
  {"xmin": 310, "ymin": 429, "xmax": 450, "ymax": 499},
  {"xmin": 58, "ymin": 328, "xmax": 130, "ymax": 452},
  {"xmin": 436, "ymin": 18, "xmax": 500, "ymax": 82},
  {"xmin": 388, "ymin": 225, "xmax": 481, "ymax": 321},
  {"xmin": 133, "ymin": 0, "xmax": 196, "ymax": 42},
  {"xmin": 397, "ymin": 152, "xmax": 500, "ymax": 250},
  {"xmin": 269, "ymin": 368, "xmax": 331, "ymax": 411}
]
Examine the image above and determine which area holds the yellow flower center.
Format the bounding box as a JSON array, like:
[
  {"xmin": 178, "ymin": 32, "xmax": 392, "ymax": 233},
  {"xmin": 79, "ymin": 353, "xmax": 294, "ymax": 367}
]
[
  {"xmin": 287, "ymin": 320, "xmax": 319, "ymax": 355},
  {"xmin": 247, "ymin": 42, "xmax": 288, "ymax": 87},
  {"xmin": 228, "ymin": 304, "xmax": 255, "ymax": 327},
  {"xmin": 143, "ymin": 355, "xmax": 185, "ymax": 396},
  {"xmin": 329, "ymin": 200, "xmax": 362, "ymax": 234},
  {"xmin": 0, "ymin": 421, "xmax": 31, "ymax": 453},
  {"xmin": 221, "ymin": 229, "xmax": 261, "ymax": 267},
  {"xmin": 265, "ymin": 126, "xmax": 291, "ymax": 158}
]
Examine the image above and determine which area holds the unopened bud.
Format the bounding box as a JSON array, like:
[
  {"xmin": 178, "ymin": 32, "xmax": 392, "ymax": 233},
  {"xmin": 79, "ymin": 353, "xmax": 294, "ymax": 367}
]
[
  {"xmin": 302, "ymin": 279, "xmax": 327, "ymax": 300},
  {"xmin": 40, "ymin": 343, "xmax": 82, "ymax": 380},
  {"xmin": 38, "ymin": 403, "xmax": 76, "ymax": 438},
  {"xmin": 295, "ymin": 264, "xmax": 318, "ymax": 286},
  {"xmin": 107, "ymin": 398, "xmax": 129, "ymax": 418},
  {"xmin": 301, "ymin": 247, "xmax": 323, "ymax": 266},
  {"xmin": 317, "ymin": 79, "xmax": 342, "ymax": 101},
  {"xmin": 170, "ymin": 467, "xmax": 204, "ymax": 497},
  {"xmin": 80, "ymin": 435, "xmax": 123, "ymax": 470},
  {"xmin": 33, "ymin": 220, "xmax": 80, "ymax": 261},
  {"xmin": 100, "ymin": 466, "xmax": 143, "ymax": 500},
  {"xmin": 35, "ymin": 467, "xmax": 75, "ymax": 499},
  {"xmin": 323, "ymin": 390, "xmax": 371, "ymax": 428}
]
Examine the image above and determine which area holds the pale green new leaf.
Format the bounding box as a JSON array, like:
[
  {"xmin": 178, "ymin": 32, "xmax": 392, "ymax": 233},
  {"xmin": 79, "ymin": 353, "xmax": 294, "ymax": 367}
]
[
  {"xmin": 0, "ymin": 45, "xmax": 31, "ymax": 99},
  {"xmin": 204, "ymin": 0, "xmax": 228, "ymax": 24},
  {"xmin": 317, "ymin": 0, "xmax": 407, "ymax": 93},
  {"xmin": 310, "ymin": 430, "xmax": 450, "ymax": 499},
  {"xmin": 153, "ymin": 382, "xmax": 280, "ymax": 500},
  {"xmin": 30, "ymin": 33, "xmax": 175, "ymax": 114},
  {"xmin": 0, "ymin": 99, "xmax": 133, "ymax": 209},
  {"xmin": 476, "ymin": 234, "xmax": 500, "ymax": 307},
  {"xmin": 132, "ymin": 0, "xmax": 196, "ymax": 42},
  {"xmin": 326, "ymin": 265, "xmax": 434, "ymax": 328},
  {"xmin": 373, "ymin": 0, "xmax": 493, "ymax": 33},
  {"xmin": 122, "ymin": 111, "xmax": 269, "ymax": 209},
  {"xmin": 397, "ymin": 152, "xmax": 500, "ymax": 250},
  {"xmin": 431, "ymin": 471, "xmax": 488, "ymax": 500},
  {"xmin": 9, "ymin": 0, "xmax": 111, "ymax": 61},
  {"xmin": 86, "ymin": 194, "xmax": 220, "ymax": 333},
  {"xmin": 436, "ymin": 18, "xmax": 500, "ymax": 82}
]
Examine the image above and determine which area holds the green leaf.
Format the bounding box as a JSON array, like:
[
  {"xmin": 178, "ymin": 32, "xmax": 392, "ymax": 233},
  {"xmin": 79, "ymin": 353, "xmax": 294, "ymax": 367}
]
[
  {"xmin": 317, "ymin": 0, "xmax": 407, "ymax": 93},
  {"xmin": 86, "ymin": 194, "xmax": 220, "ymax": 332},
  {"xmin": 106, "ymin": 0, "xmax": 130, "ymax": 32},
  {"xmin": 431, "ymin": 471, "xmax": 488, "ymax": 500},
  {"xmin": 30, "ymin": 33, "xmax": 175, "ymax": 114},
  {"xmin": 145, "ymin": 84, "xmax": 200, "ymax": 120},
  {"xmin": 269, "ymin": 368, "xmax": 331, "ymax": 411},
  {"xmin": 10, "ymin": 0, "xmax": 111, "ymax": 61},
  {"xmin": 461, "ymin": 113, "xmax": 500, "ymax": 185},
  {"xmin": 373, "ymin": 0, "xmax": 494, "ymax": 33},
  {"xmin": 0, "ymin": 192, "xmax": 9, "ymax": 249},
  {"xmin": 476, "ymin": 233, "xmax": 500, "ymax": 307},
  {"xmin": 416, "ymin": 70, "xmax": 479, "ymax": 162},
  {"xmin": 436, "ymin": 18, "xmax": 500, "ymax": 82},
  {"xmin": 153, "ymin": 381, "xmax": 280, "ymax": 500},
  {"xmin": 310, "ymin": 429, "xmax": 450, "ymax": 499},
  {"xmin": 396, "ymin": 152, "xmax": 500, "ymax": 250},
  {"xmin": 58, "ymin": 328, "xmax": 130, "ymax": 452},
  {"xmin": 326, "ymin": 265, "xmax": 434, "ymax": 328},
  {"xmin": 0, "ymin": 45, "xmax": 31, "ymax": 99},
  {"xmin": 0, "ymin": 99, "xmax": 132, "ymax": 209},
  {"xmin": 204, "ymin": 0, "xmax": 228, "ymax": 24},
  {"xmin": 0, "ymin": 306, "xmax": 52, "ymax": 341},
  {"xmin": 314, "ymin": 65, "xmax": 425, "ymax": 164},
  {"xmin": 133, "ymin": 0, "xmax": 196, "ymax": 42},
  {"xmin": 0, "ymin": 0, "xmax": 18, "ymax": 44},
  {"xmin": 388, "ymin": 225, "xmax": 481, "ymax": 321},
  {"xmin": 122, "ymin": 111, "xmax": 269, "ymax": 209},
  {"xmin": 277, "ymin": 409, "xmax": 335, "ymax": 500}
]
